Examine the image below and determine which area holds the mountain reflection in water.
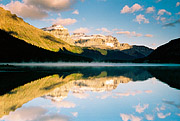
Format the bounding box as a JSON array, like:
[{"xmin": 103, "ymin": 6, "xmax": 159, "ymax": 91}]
[{"xmin": 0, "ymin": 65, "xmax": 180, "ymax": 121}]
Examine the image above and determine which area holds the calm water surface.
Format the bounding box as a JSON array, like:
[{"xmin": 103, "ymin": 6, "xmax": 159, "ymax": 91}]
[{"xmin": 0, "ymin": 63, "xmax": 180, "ymax": 121}]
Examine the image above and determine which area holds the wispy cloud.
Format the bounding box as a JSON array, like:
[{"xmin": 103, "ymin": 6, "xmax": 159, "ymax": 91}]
[
  {"xmin": 72, "ymin": 92, "xmax": 89, "ymax": 99},
  {"xmin": 52, "ymin": 18, "xmax": 77, "ymax": 26},
  {"xmin": 163, "ymin": 19, "xmax": 180, "ymax": 27},
  {"xmin": 145, "ymin": 114, "xmax": 154, "ymax": 120},
  {"xmin": 72, "ymin": 112, "xmax": 78, "ymax": 117},
  {"xmin": 116, "ymin": 30, "xmax": 153, "ymax": 38},
  {"xmin": 120, "ymin": 3, "xmax": 143, "ymax": 14},
  {"xmin": 52, "ymin": 101, "xmax": 76, "ymax": 108},
  {"xmin": 72, "ymin": 9, "xmax": 79, "ymax": 15},
  {"xmin": 144, "ymin": 34, "xmax": 153, "ymax": 38},
  {"xmin": 116, "ymin": 31, "xmax": 142, "ymax": 37},
  {"xmin": 96, "ymin": 27, "xmax": 112, "ymax": 34},
  {"xmin": 156, "ymin": 0, "xmax": 162, "ymax": 3},
  {"xmin": 157, "ymin": 112, "xmax": 171, "ymax": 119},
  {"xmin": 73, "ymin": 27, "xmax": 90, "ymax": 33}
]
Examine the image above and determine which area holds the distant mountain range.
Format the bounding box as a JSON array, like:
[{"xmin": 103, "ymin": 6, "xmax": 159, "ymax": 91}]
[{"xmin": 0, "ymin": 7, "xmax": 179, "ymax": 63}]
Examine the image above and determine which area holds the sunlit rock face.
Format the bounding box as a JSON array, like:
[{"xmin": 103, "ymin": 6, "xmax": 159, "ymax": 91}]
[
  {"xmin": 42, "ymin": 24, "xmax": 73, "ymax": 45},
  {"xmin": 45, "ymin": 76, "xmax": 132, "ymax": 102},
  {"xmin": 71, "ymin": 33, "xmax": 132, "ymax": 50},
  {"xmin": 42, "ymin": 25, "xmax": 132, "ymax": 50}
]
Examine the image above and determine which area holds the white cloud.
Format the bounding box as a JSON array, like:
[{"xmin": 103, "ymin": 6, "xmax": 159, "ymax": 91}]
[
  {"xmin": 35, "ymin": 114, "xmax": 70, "ymax": 121},
  {"xmin": 73, "ymin": 27, "xmax": 90, "ymax": 33},
  {"xmin": 2, "ymin": 106, "xmax": 47, "ymax": 121},
  {"xmin": 116, "ymin": 31, "xmax": 131, "ymax": 35},
  {"xmin": 176, "ymin": 2, "xmax": 180, "ymax": 7},
  {"xmin": 72, "ymin": 9, "xmax": 79, "ymax": 15},
  {"xmin": 134, "ymin": 14, "xmax": 149, "ymax": 24},
  {"xmin": 134, "ymin": 103, "xmax": 149, "ymax": 113},
  {"xmin": 121, "ymin": 3, "xmax": 143, "ymax": 13},
  {"xmin": 112, "ymin": 28, "xmax": 123, "ymax": 31},
  {"xmin": 24, "ymin": 0, "xmax": 76, "ymax": 12},
  {"xmin": 120, "ymin": 114, "xmax": 142, "ymax": 121},
  {"xmin": 158, "ymin": 9, "xmax": 171, "ymax": 15},
  {"xmin": 116, "ymin": 90, "xmax": 142, "ymax": 96},
  {"xmin": 131, "ymin": 31, "xmax": 142, "ymax": 37},
  {"xmin": 157, "ymin": 113, "xmax": 171, "ymax": 119},
  {"xmin": 145, "ymin": 114, "xmax": 154, "ymax": 120},
  {"xmin": 146, "ymin": 6, "xmax": 155, "ymax": 13},
  {"xmin": 1, "ymin": 0, "xmax": 77, "ymax": 19},
  {"xmin": 1, "ymin": 1, "xmax": 48, "ymax": 19},
  {"xmin": 53, "ymin": 18, "xmax": 77, "ymax": 26},
  {"xmin": 144, "ymin": 34, "xmax": 153, "ymax": 38}
]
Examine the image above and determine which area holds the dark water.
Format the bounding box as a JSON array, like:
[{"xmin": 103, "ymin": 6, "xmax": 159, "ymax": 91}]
[{"xmin": 0, "ymin": 63, "xmax": 180, "ymax": 121}]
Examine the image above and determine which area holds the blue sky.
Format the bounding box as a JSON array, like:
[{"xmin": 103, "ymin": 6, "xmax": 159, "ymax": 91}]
[{"xmin": 0, "ymin": 0, "xmax": 180, "ymax": 48}]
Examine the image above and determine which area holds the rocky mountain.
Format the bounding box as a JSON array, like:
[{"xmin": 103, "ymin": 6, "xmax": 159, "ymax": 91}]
[
  {"xmin": 42, "ymin": 25, "xmax": 153, "ymax": 58},
  {"xmin": 71, "ymin": 33, "xmax": 127, "ymax": 49},
  {"xmin": 42, "ymin": 25, "xmax": 73, "ymax": 45},
  {"xmin": 138, "ymin": 38, "xmax": 180, "ymax": 63}
]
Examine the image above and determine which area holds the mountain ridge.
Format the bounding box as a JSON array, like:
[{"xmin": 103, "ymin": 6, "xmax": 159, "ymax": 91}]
[
  {"xmin": 0, "ymin": 7, "xmax": 153, "ymax": 62},
  {"xmin": 135, "ymin": 38, "xmax": 180, "ymax": 63}
]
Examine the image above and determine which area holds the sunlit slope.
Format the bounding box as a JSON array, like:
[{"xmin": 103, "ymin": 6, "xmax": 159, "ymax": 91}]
[
  {"xmin": 0, "ymin": 7, "xmax": 82, "ymax": 53},
  {"xmin": 0, "ymin": 73, "xmax": 83, "ymax": 118}
]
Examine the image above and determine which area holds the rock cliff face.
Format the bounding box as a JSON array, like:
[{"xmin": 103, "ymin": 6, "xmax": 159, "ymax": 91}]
[
  {"xmin": 71, "ymin": 33, "xmax": 132, "ymax": 50},
  {"xmin": 42, "ymin": 25, "xmax": 132, "ymax": 50},
  {"xmin": 42, "ymin": 24, "xmax": 73, "ymax": 45}
]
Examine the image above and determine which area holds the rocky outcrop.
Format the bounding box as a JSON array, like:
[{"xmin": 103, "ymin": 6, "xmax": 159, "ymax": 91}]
[
  {"xmin": 42, "ymin": 25, "xmax": 132, "ymax": 50},
  {"xmin": 42, "ymin": 24, "xmax": 73, "ymax": 45},
  {"xmin": 71, "ymin": 33, "xmax": 132, "ymax": 50}
]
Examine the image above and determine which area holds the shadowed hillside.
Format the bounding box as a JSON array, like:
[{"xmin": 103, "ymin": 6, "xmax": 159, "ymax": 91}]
[
  {"xmin": 0, "ymin": 7, "xmax": 82, "ymax": 53},
  {"xmin": 135, "ymin": 38, "xmax": 180, "ymax": 63},
  {"xmin": 0, "ymin": 29, "xmax": 92, "ymax": 62}
]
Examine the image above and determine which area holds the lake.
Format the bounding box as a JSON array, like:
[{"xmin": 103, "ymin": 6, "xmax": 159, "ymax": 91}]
[{"xmin": 0, "ymin": 63, "xmax": 180, "ymax": 121}]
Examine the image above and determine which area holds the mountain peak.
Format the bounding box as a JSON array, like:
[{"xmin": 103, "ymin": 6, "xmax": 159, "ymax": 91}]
[{"xmin": 42, "ymin": 24, "xmax": 67, "ymax": 31}]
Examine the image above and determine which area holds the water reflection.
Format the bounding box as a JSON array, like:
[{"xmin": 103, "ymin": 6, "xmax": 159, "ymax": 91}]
[{"xmin": 0, "ymin": 65, "xmax": 180, "ymax": 121}]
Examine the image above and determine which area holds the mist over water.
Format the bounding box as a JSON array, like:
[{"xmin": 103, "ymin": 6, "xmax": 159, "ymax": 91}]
[
  {"xmin": 1, "ymin": 62, "xmax": 180, "ymax": 67},
  {"xmin": 0, "ymin": 63, "xmax": 180, "ymax": 121}
]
